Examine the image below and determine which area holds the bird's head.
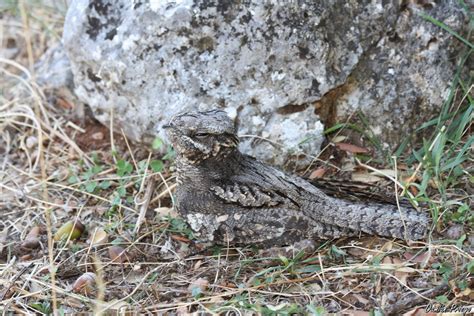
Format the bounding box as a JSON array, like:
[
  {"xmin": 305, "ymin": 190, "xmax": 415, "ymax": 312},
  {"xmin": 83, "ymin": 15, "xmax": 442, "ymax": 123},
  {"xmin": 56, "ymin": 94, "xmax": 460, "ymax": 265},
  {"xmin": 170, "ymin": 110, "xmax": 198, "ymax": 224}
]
[{"xmin": 163, "ymin": 109, "xmax": 239, "ymax": 164}]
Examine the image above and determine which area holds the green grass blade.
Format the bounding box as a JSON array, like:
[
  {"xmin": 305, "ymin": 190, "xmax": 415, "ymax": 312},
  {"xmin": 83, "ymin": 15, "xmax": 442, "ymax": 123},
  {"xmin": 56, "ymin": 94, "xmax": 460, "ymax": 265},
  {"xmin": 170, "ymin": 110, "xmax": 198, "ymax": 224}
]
[{"xmin": 419, "ymin": 12, "xmax": 474, "ymax": 49}]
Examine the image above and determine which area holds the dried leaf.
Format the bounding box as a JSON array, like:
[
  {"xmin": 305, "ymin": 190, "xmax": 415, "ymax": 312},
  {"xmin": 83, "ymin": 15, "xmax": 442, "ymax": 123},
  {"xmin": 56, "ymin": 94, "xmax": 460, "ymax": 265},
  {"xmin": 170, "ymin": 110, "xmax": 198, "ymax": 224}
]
[
  {"xmin": 369, "ymin": 169, "xmax": 398, "ymax": 178},
  {"xmin": 403, "ymin": 306, "xmax": 437, "ymax": 316},
  {"xmin": 409, "ymin": 185, "xmax": 419, "ymax": 196},
  {"xmin": 97, "ymin": 300, "xmax": 130, "ymax": 312},
  {"xmin": 394, "ymin": 271, "xmax": 409, "ymax": 286},
  {"xmin": 331, "ymin": 135, "xmax": 347, "ymax": 143},
  {"xmin": 351, "ymin": 173, "xmax": 382, "ymax": 183},
  {"xmin": 385, "ymin": 257, "xmax": 412, "ymax": 285},
  {"xmin": 375, "ymin": 277, "xmax": 382, "ymax": 294},
  {"xmin": 381, "ymin": 240, "xmax": 393, "ymax": 251},
  {"xmin": 395, "ymin": 267, "xmax": 416, "ymax": 273},
  {"xmin": 336, "ymin": 142, "xmax": 369, "ymax": 154},
  {"xmin": 403, "ymin": 251, "xmax": 431, "ymax": 264},
  {"xmin": 397, "ymin": 163, "xmax": 409, "ymax": 170},
  {"xmin": 20, "ymin": 254, "xmax": 33, "ymax": 261},
  {"xmin": 309, "ymin": 168, "xmax": 326, "ymax": 179},
  {"xmin": 108, "ymin": 246, "xmax": 128, "ymax": 263},
  {"xmin": 428, "ymin": 179, "xmax": 439, "ymax": 189},
  {"xmin": 460, "ymin": 287, "xmax": 474, "ymax": 299},
  {"xmin": 22, "ymin": 226, "xmax": 41, "ymax": 249},
  {"xmin": 347, "ymin": 247, "xmax": 370, "ymax": 258},
  {"xmin": 54, "ymin": 220, "xmax": 85, "ymax": 241},
  {"xmin": 382, "ymin": 256, "xmax": 393, "ymax": 264},
  {"xmin": 88, "ymin": 227, "xmax": 108, "ymax": 246},
  {"xmin": 72, "ymin": 272, "xmax": 96, "ymax": 294},
  {"xmin": 56, "ymin": 97, "xmax": 74, "ymax": 110},
  {"xmin": 402, "ymin": 174, "xmax": 418, "ymax": 184},
  {"xmin": 170, "ymin": 234, "xmax": 190, "ymax": 243},
  {"xmin": 194, "ymin": 260, "xmax": 203, "ymax": 270},
  {"xmin": 155, "ymin": 207, "xmax": 178, "ymax": 218}
]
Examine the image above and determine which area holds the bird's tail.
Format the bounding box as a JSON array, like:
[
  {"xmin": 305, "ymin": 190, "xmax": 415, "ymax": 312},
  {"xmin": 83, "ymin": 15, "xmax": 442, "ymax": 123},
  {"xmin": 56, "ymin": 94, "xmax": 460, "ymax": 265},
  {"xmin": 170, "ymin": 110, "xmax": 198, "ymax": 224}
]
[{"xmin": 324, "ymin": 197, "xmax": 430, "ymax": 240}]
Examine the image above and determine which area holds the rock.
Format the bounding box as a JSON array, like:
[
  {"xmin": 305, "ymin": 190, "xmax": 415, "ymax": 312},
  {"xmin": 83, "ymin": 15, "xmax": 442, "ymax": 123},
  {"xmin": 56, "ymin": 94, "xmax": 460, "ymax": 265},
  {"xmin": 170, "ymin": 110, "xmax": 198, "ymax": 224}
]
[
  {"xmin": 35, "ymin": 43, "xmax": 74, "ymax": 89},
  {"xmin": 62, "ymin": 0, "xmax": 467, "ymax": 166},
  {"xmin": 331, "ymin": 2, "xmax": 468, "ymax": 147},
  {"xmin": 445, "ymin": 224, "xmax": 464, "ymax": 240},
  {"xmin": 35, "ymin": 43, "xmax": 86, "ymax": 119}
]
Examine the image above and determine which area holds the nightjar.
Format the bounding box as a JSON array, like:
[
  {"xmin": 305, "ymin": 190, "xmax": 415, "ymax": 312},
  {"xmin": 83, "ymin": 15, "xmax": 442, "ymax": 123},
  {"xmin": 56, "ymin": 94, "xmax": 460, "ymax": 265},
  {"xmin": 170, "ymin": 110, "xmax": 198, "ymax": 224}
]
[{"xmin": 164, "ymin": 110, "xmax": 429, "ymax": 246}]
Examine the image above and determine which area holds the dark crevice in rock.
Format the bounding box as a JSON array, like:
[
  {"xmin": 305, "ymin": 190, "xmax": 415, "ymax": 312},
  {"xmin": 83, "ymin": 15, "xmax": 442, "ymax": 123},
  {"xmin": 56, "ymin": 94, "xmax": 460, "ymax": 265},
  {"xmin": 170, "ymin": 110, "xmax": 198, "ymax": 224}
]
[
  {"xmin": 314, "ymin": 5, "xmax": 402, "ymax": 128},
  {"xmin": 85, "ymin": 0, "xmax": 122, "ymax": 41},
  {"xmin": 105, "ymin": 29, "xmax": 117, "ymax": 40},
  {"xmin": 61, "ymin": 0, "xmax": 465, "ymax": 166},
  {"xmin": 195, "ymin": 36, "xmax": 215, "ymax": 53},
  {"xmin": 314, "ymin": 77, "xmax": 356, "ymax": 128},
  {"xmin": 276, "ymin": 103, "xmax": 310, "ymax": 115},
  {"xmin": 86, "ymin": 68, "xmax": 101, "ymax": 83}
]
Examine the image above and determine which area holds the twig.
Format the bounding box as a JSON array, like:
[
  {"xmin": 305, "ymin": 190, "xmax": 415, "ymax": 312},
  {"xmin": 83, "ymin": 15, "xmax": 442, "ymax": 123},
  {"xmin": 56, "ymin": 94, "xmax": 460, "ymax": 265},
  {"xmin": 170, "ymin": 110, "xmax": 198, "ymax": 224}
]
[
  {"xmin": 134, "ymin": 177, "xmax": 155, "ymax": 235},
  {"xmin": 1, "ymin": 263, "xmax": 33, "ymax": 300},
  {"xmin": 392, "ymin": 156, "xmax": 408, "ymax": 240},
  {"xmin": 384, "ymin": 283, "xmax": 450, "ymax": 315}
]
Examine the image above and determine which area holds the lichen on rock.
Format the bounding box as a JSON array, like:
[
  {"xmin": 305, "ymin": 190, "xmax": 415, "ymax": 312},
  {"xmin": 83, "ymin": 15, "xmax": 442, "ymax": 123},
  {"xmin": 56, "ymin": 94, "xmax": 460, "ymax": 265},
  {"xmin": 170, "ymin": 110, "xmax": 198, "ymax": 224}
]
[{"xmin": 60, "ymin": 0, "xmax": 468, "ymax": 166}]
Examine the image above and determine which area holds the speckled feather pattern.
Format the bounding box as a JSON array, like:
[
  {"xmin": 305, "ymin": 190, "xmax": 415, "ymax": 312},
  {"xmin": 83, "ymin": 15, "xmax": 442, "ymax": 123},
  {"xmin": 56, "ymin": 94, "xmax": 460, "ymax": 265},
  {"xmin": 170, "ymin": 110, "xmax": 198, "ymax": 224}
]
[{"xmin": 165, "ymin": 110, "xmax": 430, "ymax": 246}]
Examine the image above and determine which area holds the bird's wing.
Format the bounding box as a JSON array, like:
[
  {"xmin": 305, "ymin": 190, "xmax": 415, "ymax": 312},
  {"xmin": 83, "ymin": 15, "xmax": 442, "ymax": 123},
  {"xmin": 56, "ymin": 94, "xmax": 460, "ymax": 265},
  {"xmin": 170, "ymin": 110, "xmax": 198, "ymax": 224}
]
[
  {"xmin": 209, "ymin": 155, "xmax": 307, "ymax": 208},
  {"xmin": 210, "ymin": 182, "xmax": 299, "ymax": 208},
  {"xmin": 310, "ymin": 178, "xmax": 417, "ymax": 208}
]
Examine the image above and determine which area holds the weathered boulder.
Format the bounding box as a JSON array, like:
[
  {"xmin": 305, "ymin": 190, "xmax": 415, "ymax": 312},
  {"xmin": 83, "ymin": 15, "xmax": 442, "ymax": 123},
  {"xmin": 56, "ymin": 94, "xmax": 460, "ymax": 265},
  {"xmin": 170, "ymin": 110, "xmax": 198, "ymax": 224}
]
[
  {"xmin": 62, "ymin": 0, "xmax": 467, "ymax": 165},
  {"xmin": 36, "ymin": 43, "xmax": 74, "ymax": 90}
]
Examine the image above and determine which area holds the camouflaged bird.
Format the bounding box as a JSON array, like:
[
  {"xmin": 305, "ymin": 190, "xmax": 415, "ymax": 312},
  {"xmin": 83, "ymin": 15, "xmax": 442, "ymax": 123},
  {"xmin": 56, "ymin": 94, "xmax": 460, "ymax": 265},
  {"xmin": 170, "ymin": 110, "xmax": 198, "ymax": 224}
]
[{"xmin": 164, "ymin": 109, "xmax": 429, "ymax": 247}]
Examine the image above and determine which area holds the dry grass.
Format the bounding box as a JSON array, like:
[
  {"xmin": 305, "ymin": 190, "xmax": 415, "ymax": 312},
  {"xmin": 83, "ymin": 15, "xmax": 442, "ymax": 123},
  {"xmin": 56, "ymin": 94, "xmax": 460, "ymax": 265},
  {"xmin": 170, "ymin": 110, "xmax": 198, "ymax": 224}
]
[{"xmin": 0, "ymin": 2, "xmax": 472, "ymax": 315}]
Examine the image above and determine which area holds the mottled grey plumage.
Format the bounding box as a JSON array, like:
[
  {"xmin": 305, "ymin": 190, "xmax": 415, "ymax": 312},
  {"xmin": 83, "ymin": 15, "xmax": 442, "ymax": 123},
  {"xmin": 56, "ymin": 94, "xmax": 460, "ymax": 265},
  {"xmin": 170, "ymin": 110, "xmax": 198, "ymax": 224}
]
[{"xmin": 164, "ymin": 110, "xmax": 429, "ymax": 246}]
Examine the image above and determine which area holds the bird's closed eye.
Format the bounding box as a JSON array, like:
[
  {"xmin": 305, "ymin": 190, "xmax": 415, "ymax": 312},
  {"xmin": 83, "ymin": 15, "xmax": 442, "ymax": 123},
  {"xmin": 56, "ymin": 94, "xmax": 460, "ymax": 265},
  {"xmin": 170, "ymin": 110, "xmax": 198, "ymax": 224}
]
[{"xmin": 194, "ymin": 132, "xmax": 210, "ymax": 138}]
